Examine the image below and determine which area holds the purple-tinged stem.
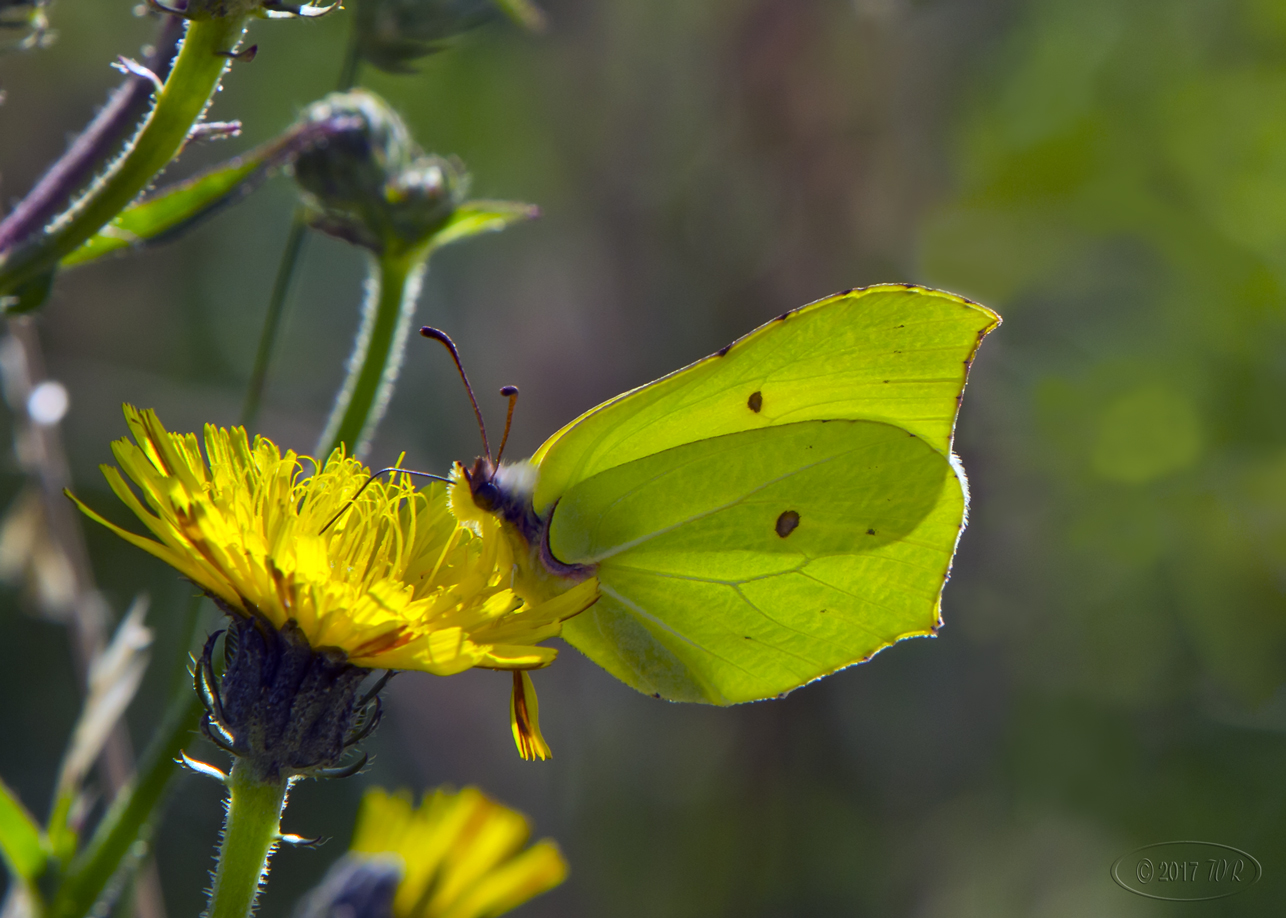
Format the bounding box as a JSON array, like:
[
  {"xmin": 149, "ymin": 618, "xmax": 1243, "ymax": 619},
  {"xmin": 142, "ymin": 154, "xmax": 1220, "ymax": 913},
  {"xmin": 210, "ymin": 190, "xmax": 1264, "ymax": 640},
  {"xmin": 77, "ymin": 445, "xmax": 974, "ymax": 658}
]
[{"xmin": 0, "ymin": 14, "xmax": 184, "ymax": 255}]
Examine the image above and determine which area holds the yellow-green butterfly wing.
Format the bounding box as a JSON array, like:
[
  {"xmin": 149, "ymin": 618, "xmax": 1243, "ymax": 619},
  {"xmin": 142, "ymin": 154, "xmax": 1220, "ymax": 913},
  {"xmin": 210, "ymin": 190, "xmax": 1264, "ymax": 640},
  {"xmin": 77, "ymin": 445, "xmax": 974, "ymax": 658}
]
[
  {"xmin": 531, "ymin": 285, "xmax": 997, "ymax": 513},
  {"xmin": 535, "ymin": 285, "xmax": 999, "ymax": 703}
]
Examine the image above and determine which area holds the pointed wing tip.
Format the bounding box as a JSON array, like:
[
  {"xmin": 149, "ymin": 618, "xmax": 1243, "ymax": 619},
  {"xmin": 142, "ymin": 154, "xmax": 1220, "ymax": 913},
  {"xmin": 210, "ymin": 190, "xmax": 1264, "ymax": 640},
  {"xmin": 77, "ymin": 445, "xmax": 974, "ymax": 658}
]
[{"xmin": 830, "ymin": 283, "xmax": 1002, "ymax": 329}]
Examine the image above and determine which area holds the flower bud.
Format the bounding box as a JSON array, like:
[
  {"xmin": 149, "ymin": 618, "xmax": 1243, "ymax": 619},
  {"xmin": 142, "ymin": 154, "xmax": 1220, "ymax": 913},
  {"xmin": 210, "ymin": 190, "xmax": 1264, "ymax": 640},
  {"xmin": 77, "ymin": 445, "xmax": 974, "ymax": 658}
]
[
  {"xmin": 295, "ymin": 855, "xmax": 402, "ymax": 918},
  {"xmin": 352, "ymin": 0, "xmax": 498, "ymax": 73},
  {"xmin": 292, "ymin": 90, "xmax": 466, "ymax": 253},
  {"xmin": 201, "ymin": 615, "xmax": 372, "ymax": 783},
  {"xmin": 293, "ymin": 90, "xmax": 412, "ymax": 247},
  {"xmin": 383, "ymin": 155, "xmax": 464, "ymax": 246}
]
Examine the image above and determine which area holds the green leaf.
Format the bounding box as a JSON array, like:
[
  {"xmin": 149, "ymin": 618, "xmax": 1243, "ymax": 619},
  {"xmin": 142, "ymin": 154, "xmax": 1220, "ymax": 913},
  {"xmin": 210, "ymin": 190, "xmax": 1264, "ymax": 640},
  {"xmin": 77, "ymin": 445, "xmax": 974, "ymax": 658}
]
[
  {"xmin": 59, "ymin": 155, "xmax": 266, "ymax": 268},
  {"xmin": 0, "ymin": 776, "xmax": 47, "ymax": 881},
  {"xmin": 3, "ymin": 269, "xmax": 55, "ymax": 314},
  {"xmin": 57, "ymin": 114, "xmax": 343, "ymax": 271},
  {"xmin": 428, "ymin": 200, "xmax": 539, "ymax": 252}
]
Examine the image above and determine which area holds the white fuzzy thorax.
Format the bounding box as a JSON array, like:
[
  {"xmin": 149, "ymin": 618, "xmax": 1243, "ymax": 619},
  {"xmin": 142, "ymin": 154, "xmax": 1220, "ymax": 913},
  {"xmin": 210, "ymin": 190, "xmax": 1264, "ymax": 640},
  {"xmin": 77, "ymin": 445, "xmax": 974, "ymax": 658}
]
[{"xmin": 494, "ymin": 461, "xmax": 539, "ymax": 501}]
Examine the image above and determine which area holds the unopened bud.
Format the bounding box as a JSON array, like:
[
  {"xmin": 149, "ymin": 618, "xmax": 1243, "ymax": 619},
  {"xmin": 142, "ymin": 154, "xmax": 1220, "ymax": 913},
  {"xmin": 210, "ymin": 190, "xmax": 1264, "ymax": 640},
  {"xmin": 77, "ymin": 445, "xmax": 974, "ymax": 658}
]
[
  {"xmin": 383, "ymin": 155, "xmax": 465, "ymax": 246},
  {"xmin": 293, "ymin": 90, "xmax": 466, "ymax": 253},
  {"xmin": 294, "ymin": 92, "xmax": 413, "ymax": 213},
  {"xmin": 352, "ymin": 0, "xmax": 499, "ymax": 74},
  {"xmin": 295, "ymin": 855, "xmax": 402, "ymax": 918}
]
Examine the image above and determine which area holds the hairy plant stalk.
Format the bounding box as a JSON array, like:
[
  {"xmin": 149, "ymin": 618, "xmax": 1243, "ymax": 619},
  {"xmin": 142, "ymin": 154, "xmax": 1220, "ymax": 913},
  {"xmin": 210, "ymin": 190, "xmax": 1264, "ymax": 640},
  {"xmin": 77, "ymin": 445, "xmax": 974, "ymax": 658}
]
[
  {"xmin": 0, "ymin": 15, "xmax": 185, "ymax": 255},
  {"xmin": 0, "ymin": 16, "xmax": 248, "ymax": 299},
  {"xmin": 206, "ymin": 762, "xmax": 292, "ymax": 918},
  {"xmin": 316, "ymin": 248, "xmax": 428, "ymax": 458}
]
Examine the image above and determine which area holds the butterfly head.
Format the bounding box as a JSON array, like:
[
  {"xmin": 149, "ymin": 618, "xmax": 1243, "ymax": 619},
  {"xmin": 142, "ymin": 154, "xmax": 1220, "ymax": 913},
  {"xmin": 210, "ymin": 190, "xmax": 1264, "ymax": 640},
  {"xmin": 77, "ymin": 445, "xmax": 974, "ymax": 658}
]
[
  {"xmin": 420, "ymin": 326, "xmax": 593, "ymax": 588},
  {"xmin": 452, "ymin": 457, "xmax": 542, "ymax": 544},
  {"xmin": 463, "ymin": 455, "xmax": 502, "ymax": 512}
]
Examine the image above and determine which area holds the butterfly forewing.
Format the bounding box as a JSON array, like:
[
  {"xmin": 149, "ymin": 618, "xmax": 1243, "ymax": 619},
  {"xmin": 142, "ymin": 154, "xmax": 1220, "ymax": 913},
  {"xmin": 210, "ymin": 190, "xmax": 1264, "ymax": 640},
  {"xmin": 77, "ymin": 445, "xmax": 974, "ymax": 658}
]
[{"xmin": 530, "ymin": 285, "xmax": 998, "ymax": 516}]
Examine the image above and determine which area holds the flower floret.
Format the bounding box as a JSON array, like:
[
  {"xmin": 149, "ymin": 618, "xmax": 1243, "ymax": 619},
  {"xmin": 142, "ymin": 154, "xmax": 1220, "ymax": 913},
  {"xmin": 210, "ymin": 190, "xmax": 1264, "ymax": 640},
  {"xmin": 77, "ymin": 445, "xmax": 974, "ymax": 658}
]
[
  {"xmin": 349, "ymin": 786, "xmax": 568, "ymax": 918},
  {"xmin": 71, "ymin": 406, "xmax": 597, "ymax": 680}
]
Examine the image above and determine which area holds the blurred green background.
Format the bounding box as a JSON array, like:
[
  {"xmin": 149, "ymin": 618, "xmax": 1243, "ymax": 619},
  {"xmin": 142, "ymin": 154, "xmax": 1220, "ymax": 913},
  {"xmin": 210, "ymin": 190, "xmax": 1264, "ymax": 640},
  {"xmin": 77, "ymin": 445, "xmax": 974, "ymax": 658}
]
[{"xmin": 5, "ymin": 0, "xmax": 1286, "ymax": 914}]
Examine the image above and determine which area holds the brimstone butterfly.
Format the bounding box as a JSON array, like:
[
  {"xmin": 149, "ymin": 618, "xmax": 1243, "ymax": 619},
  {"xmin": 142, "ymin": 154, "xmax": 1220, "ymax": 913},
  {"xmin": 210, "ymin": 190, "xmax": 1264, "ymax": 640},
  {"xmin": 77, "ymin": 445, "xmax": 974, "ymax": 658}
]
[{"xmin": 438, "ymin": 284, "xmax": 999, "ymax": 705}]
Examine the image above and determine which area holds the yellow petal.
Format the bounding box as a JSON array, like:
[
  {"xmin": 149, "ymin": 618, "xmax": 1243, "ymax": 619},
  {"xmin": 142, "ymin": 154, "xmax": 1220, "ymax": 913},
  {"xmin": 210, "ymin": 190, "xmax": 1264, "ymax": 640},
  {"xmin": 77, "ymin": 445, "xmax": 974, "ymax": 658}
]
[
  {"xmin": 510, "ymin": 671, "xmax": 551, "ymax": 762},
  {"xmin": 427, "ymin": 797, "xmax": 530, "ymax": 914},
  {"xmin": 478, "ymin": 645, "xmax": 558, "ymax": 670},
  {"xmin": 351, "ymin": 786, "xmax": 567, "ymax": 918},
  {"xmin": 77, "ymin": 405, "xmax": 594, "ymax": 742},
  {"xmin": 437, "ymin": 841, "xmax": 568, "ymax": 918},
  {"xmin": 292, "ymin": 534, "xmax": 332, "ymax": 583}
]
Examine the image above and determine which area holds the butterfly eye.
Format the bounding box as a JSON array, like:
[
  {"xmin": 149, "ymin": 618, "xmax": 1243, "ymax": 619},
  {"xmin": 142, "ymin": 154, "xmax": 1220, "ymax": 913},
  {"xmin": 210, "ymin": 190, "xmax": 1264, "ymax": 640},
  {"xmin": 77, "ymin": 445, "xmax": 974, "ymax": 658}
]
[{"xmin": 473, "ymin": 481, "xmax": 502, "ymax": 511}]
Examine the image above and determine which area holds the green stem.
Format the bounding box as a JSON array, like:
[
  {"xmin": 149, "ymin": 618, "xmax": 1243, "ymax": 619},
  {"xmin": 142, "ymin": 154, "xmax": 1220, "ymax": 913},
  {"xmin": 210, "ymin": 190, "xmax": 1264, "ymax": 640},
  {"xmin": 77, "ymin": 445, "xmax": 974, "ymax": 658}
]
[
  {"xmin": 206, "ymin": 761, "xmax": 291, "ymax": 918},
  {"xmin": 335, "ymin": 22, "xmax": 363, "ymax": 91},
  {"xmin": 241, "ymin": 214, "xmax": 308, "ymax": 427},
  {"xmin": 316, "ymin": 247, "xmax": 428, "ymax": 459},
  {"xmin": 237, "ymin": 13, "xmax": 365, "ymax": 424},
  {"xmin": 50, "ymin": 689, "xmax": 202, "ymax": 918},
  {"xmin": 0, "ymin": 17, "xmax": 248, "ymax": 299}
]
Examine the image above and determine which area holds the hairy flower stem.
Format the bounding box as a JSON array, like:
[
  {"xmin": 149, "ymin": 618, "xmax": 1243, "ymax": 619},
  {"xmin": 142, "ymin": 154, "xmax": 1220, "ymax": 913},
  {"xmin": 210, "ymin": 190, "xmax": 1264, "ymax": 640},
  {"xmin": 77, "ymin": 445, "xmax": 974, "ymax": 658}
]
[
  {"xmin": 0, "ymin": 15, "xmax": 185, "ymax": 256},
  {"xmin": 206, "ymin": 762, "xmax": 292, "ymax": 918},
  {"xmin": 0, "ymin": 16, "xmax": 248, "ymax": 300},
  {"xmin": 317, "ymin": 247, "xmax": 428, "ymax": 458}
]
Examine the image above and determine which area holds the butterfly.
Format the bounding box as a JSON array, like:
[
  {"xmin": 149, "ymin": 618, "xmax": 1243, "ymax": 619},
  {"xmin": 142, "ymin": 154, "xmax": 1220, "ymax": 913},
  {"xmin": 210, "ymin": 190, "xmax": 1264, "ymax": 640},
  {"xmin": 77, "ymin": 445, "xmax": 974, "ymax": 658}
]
[{"xmin": 430, "ymin": 284, "xmax": 999, "ymax": 705}]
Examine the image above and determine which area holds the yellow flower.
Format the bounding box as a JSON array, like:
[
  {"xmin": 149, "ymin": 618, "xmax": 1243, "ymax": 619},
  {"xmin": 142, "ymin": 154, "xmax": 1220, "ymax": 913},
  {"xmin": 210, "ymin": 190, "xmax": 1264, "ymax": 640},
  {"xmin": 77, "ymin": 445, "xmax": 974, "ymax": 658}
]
[
  {"xmin": 72, "ymin": 406, "xmax": 597, "ymax": 759},
  {"xmin": 350, "ymin": 786, "xmax": 567, "ymax": 918}
]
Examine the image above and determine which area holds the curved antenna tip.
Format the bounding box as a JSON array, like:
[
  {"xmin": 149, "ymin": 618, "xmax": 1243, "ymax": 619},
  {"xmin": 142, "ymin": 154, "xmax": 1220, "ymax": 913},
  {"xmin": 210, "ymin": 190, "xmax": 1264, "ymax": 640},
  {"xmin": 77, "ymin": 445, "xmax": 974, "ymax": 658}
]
[
  {"xmin": 496, "ymin": 386, "xmax": 520, "ymax": 462},
  {"xmin": 419, "ymin": 327, "xmax": 491, "ymax": 460}
]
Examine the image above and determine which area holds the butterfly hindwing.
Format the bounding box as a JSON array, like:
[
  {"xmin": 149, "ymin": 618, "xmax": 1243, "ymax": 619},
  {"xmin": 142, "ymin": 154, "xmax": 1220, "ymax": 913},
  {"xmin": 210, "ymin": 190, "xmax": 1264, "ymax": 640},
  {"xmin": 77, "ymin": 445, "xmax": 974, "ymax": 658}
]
[{"xmin": 553, "ymin": 420, "xmax": 963, "ymax": 703}]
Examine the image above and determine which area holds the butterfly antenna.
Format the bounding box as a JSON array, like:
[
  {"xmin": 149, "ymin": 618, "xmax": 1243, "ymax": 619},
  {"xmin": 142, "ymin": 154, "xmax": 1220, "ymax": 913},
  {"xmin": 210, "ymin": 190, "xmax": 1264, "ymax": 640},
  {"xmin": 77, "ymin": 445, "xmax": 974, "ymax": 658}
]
[
  {"xmin": 421, "ymin": 326, "xmax": 491, "ymax": 460},
  {"xmin": 496, "ymin": 385, "xmax": 519, "ymax": 462},
  {"xmin": 319, "ymin": 467, "xmax": 451, "ymax": 534}
]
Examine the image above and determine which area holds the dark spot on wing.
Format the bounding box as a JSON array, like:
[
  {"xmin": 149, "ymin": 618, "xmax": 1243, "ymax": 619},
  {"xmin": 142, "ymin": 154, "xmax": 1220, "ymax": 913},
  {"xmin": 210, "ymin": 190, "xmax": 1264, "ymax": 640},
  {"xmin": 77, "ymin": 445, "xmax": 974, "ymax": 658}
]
[
  {"xmin": 744, "ymin": 636, "xmax": 752, "ymax": 640},
  {"xmin": 775, "ymin": 510, "xmax": 800, "ymax": 538},
  {"xmin": 715, "ymin": 343, "xmax": 731, "ymax": 357},
  {"xmin": 652, "ymin": 693, "xmax": 661, "ymax": 699},
  {"xmin": 866, "ymin": 528, "xmax": 876, "ymax": 535},
  {"xmin": 819, "ymin": 608, "xmax": 828, "ymax": 614},
  {"xmin": 748, "ymin": 390, "xmax": 763, "ymax": 413}
]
